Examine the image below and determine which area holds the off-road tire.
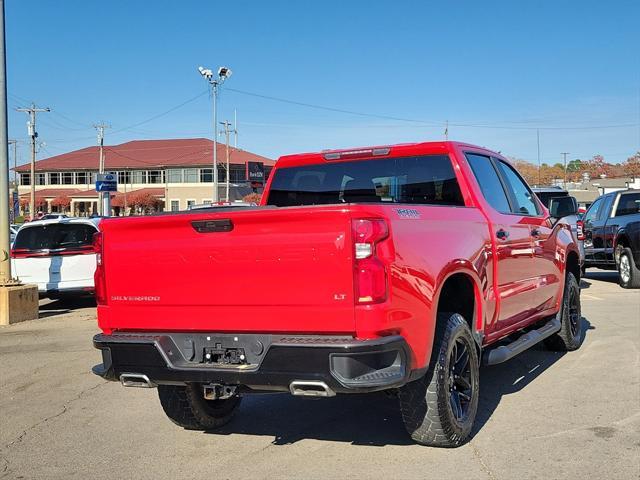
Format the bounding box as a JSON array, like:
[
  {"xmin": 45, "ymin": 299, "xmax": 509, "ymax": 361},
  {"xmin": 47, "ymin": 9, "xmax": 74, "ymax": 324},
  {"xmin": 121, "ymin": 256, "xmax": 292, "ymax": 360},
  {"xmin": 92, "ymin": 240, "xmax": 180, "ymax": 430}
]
[
  {"xmin": 398, "ymin": 313, "xmax": 480, "ymax": 448},
  {"xmin": 157, "ymin": 383, "xmax": 241, "ymax": 430},
  {"xmin": 618, "ymin": 247, "xmax": 640, "ymax": 289},
  {"xmin": 544, "ymin": 272, "xmax": 583, "ymax": 351}
]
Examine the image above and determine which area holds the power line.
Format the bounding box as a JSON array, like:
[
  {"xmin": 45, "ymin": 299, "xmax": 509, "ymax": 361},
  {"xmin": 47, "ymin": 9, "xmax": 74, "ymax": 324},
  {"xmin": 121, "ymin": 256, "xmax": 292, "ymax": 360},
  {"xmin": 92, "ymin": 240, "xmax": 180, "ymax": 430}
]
[
  {"xmin": 110, "ymin": 90, "xmax": 208, "ymax": 134},
  {"xmin": 226, "ymin": 87, "xmax": 640, "ymax": 131}
]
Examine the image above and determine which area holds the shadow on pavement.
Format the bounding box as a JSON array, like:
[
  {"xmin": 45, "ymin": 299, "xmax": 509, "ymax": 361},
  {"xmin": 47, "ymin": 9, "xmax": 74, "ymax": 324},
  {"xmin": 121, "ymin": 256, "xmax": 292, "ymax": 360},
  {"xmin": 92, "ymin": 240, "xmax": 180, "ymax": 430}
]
[
  {"xmin": 204, "ymin": 317, "xmax": 594, "ymax": 447},
  {"xmin": 583, "ymin": 270, "xmax": 619, "ymax": 285},
  {"xmin": 39, "ymin": 296, "xmax": 96, "ymax": 319}
]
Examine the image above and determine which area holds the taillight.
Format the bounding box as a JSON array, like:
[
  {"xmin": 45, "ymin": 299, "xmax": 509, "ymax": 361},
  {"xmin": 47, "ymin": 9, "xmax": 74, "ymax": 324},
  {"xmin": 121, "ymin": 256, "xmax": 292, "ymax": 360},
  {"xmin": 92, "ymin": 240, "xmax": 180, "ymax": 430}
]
[
  {"xmin": 576, "ymin": 220, "xmax": 585, "ymax": 241},
  {"xmin": 352, "ymin": 219, "xmax": 389, "ymax": 304},
  {"xmin": 93, "ymin": 232, "xmax": 106, "ymax": 305}
]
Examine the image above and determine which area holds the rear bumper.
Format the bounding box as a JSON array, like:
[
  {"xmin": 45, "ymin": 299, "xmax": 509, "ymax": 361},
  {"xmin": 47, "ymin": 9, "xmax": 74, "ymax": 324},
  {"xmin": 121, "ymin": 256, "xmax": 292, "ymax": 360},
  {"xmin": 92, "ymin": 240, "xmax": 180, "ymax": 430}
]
[{"xmin": 92, "ymin": 332, "xmax": 420, "ymax": 394}]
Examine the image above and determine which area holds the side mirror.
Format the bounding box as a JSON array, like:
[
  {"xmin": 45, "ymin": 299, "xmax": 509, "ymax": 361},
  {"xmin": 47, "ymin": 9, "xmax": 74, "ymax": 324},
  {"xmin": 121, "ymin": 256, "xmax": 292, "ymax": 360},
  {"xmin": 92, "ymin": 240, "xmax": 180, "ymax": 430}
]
[{"xmin": 549, "ymin": 196, "xmax": 578, "ymax": 219}]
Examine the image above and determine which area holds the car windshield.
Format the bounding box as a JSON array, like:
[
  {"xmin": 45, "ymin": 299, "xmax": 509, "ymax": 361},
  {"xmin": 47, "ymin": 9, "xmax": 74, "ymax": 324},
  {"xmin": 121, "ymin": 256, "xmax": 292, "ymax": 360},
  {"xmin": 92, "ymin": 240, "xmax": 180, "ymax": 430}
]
[
  {"xmin": 13, "ymin": 223, "xmax": 97, "ymax": 251},
  {"xmin": 266, "ymin": 155, "xmax": 464, "ymax": 207}
]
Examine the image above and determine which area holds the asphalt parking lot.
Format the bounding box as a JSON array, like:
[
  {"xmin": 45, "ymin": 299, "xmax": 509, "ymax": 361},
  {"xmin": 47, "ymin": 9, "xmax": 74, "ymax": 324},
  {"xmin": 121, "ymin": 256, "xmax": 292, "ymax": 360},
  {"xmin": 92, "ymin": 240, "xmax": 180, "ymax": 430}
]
[{"xmin": 0, "ymin": 272, "xmax": 638, "ymax": 480}]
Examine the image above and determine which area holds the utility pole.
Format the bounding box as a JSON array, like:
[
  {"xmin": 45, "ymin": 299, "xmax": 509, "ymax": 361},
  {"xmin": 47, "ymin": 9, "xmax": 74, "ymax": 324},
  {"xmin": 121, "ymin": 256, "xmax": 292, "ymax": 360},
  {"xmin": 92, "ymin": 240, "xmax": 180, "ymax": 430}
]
[
  {"xmin": 536, "ymin": 129, "xmax": 541, "ymax": 186},
  {"xmin": 8, "ymin": 139, "xmax": 15, "ymax": 182},
  {"xmin": 0, "ymin": 0, "xmax": 10, "ymax": 283},
  {"xmin": 1, "ymin": 0, "xmax": 39, "ymax": 322},
  {"xmin": 16, "ymin": 103, "xmax": 49, "ymax": 220},
  {"xmin": 221, "ymin": 120, "xmax": 234, "ymax": 203},
  {"xmin": 93, "ymin": 122, "xmax": 110, "ymax": 216},
  {"xmin": 561, "ymin": 152, "xmax": 570, "ymax": 189},
  {"xmin": 233, "ymin": 109, "xmax": 238, "ymax": 148}
]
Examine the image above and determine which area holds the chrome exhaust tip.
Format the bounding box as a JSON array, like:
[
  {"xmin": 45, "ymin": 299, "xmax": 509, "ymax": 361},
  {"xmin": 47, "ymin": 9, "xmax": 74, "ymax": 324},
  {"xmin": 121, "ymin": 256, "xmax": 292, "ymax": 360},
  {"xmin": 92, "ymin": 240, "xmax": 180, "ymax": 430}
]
[
  {"xmin": 289, "ymin": 380, "xmax": 335, "ymax": 397},
  {"xmin": 119, "ymin": 373, "xmax": 156, "ymax": 388}
]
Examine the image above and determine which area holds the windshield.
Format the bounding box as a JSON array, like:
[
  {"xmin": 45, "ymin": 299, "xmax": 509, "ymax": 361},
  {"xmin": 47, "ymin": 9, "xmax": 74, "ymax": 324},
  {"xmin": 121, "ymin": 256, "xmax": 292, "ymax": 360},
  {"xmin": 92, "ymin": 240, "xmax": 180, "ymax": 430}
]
[
  {"xmin": 13, "ymin": 223, "xmax": 97, "ymax": 252},
  {"xmin": 266, "ymin": 155, "xmax": 464, "ymax": 207}
]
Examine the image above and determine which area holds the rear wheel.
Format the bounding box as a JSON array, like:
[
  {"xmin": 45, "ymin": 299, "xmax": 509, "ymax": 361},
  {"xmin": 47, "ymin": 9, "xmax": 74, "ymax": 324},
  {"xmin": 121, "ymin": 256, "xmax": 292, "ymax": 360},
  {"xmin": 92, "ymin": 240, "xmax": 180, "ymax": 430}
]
[
  {"xmin": 157, "ymin": 383, "xmax": 241, "ymax": 430},
  {"xmin": 544, "ymin": 272, "xmax": 583, "ymax": 351},
  {"xmin": 618, "ymin": 247, "xmax": 640, "ymax": 289},
  {"xmin": 398, "ymin": 313, "xmax": 479, "ymax": 447}
]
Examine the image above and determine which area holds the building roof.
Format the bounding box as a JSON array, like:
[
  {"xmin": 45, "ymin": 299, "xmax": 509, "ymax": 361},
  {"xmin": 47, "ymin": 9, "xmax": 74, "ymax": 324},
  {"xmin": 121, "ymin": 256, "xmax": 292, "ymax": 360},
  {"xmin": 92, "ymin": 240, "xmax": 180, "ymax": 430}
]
[
  {"xmin": 18, "ymin": 188, "xmax": 81, "ymax": 199},
  {"xmin": 14, "ymin": 138, "xmax": 275, "ymax": 172}
]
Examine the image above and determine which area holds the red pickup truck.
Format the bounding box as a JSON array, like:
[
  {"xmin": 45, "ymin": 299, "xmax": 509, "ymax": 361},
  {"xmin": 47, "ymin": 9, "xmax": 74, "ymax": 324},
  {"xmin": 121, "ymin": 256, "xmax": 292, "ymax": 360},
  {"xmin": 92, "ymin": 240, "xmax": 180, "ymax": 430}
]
[{"xmin": 92, "ymin": 141, "xmax": 583, "ymax": 447}]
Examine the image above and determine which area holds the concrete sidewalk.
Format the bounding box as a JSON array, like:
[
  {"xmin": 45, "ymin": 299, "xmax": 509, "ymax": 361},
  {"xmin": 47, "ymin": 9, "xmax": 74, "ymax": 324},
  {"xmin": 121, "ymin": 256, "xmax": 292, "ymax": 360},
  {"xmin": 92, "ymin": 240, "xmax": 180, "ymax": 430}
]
[{"xmin": 0, "ymin": 273, "xmax": 638, "ymax": 479}]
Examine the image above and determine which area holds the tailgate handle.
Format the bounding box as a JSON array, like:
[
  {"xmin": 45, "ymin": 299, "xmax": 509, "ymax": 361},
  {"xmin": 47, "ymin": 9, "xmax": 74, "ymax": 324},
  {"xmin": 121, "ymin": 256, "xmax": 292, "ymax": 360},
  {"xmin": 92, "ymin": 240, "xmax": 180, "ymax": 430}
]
[{"xmin": 191, "ymin": 219, "xmax": 234, "ymax": 233}]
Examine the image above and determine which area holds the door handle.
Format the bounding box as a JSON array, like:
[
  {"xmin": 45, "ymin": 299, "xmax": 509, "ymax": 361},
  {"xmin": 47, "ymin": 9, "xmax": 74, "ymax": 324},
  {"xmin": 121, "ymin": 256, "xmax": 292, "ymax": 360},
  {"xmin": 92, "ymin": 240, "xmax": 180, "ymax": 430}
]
[{"xmin": 496, "ymin": 229, "xmax": 509, "ymax": 240}]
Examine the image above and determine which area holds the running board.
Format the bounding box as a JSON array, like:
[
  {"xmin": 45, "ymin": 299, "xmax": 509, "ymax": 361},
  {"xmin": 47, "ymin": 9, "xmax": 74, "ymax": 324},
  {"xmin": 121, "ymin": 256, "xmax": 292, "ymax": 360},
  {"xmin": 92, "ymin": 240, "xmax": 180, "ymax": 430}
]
[{"xmin": 483, "ymin": 317, "xmax": 561, "ymax": 366}]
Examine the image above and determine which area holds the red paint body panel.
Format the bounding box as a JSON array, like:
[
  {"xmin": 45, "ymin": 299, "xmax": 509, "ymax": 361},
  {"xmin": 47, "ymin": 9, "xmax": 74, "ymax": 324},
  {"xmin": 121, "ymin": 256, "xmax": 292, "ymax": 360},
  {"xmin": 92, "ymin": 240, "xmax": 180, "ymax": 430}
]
[{"xmin": 97, "ymin": 141, "xmax": 578, "ymax": 373}]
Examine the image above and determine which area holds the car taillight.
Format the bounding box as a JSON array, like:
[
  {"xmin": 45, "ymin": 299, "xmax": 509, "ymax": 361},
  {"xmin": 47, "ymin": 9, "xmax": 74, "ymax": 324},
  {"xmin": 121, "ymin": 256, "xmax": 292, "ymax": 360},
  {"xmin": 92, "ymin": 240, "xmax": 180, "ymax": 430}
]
[
  {"xmin": 576, "ymin": 220, "xmax": 585, "ymax": 241},
  {"xmin": 352, "ymin": 219, "xmax": 389, "ymax": 304},
  {"xmin": 93, "ymin": 232, "xmax": 106, "ymax": 305}
]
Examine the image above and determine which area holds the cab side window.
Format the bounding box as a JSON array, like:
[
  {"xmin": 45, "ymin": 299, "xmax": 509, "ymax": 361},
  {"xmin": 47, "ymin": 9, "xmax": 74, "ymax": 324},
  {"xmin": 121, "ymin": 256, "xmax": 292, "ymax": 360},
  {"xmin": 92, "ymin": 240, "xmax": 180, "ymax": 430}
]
[
  {"xmin": 583, "ymin": 197, "xmax": 603, "ymax": 225},
  {"xmin": 495, "ymin": 160, "xmax": 541, "ymax": 216},
  {"xmin": 465, "ymin": 153, "xmax": 511, "ymax": 213}
]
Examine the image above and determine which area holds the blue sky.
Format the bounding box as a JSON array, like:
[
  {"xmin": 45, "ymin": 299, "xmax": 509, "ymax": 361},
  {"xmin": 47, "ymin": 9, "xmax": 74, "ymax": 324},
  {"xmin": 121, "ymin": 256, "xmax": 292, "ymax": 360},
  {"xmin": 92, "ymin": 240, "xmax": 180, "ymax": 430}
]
[{"xmin": 5, "ymin": 0, "xmax": 640, "ymax": 167}]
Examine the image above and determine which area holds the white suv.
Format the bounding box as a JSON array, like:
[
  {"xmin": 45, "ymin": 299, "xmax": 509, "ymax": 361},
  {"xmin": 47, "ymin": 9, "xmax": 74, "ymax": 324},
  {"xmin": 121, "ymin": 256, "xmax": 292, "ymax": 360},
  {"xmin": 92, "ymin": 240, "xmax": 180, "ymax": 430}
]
[{"xmin": 11, "ymin": 218, "xmax": 100, "ymax": 298}]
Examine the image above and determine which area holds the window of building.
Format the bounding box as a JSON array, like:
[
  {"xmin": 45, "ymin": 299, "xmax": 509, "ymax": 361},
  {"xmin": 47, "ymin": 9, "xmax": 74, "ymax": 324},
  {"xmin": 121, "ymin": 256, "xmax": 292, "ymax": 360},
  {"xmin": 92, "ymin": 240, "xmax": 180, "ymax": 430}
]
[
  {"xmin": 132, "ymin": 171, "xmax": 146, "ymax": 184},
  {"xmin": 202, "ymin": 199, "xmax": 212, "ymax": 205},
  {"xmin": 170, "ymin": 200, "xmax": 180, "ymax": 211},
  {"xmin": 118, "ymin": 171, "xmax": 132, "ymax": 185},
  {"xmin": 167, "ymin": 169, "xmax": 182, "ymax": 183},
  {"xmin": 35, "ymin": 173, "xmax": 46, "ymax": 185},
  {"xmin": 20, "ymin": 173, "xmax": 30, "ymax": 186},
  {"xmin": 49, "ymin": 172, "xmax": 60, "ymax": 185},
  {"xmin": 184, "ymin": 169, "xmax": 198, "ymax": 183},
  {"xmin": 230, "ymin": 166, "xmax": 246, "ymax": 182},
  {"xmin": 200, "ymin": 168, "xmax": 213, "ymax": 183},
  {"xmin": 76, "ymin": 172, "xmax": 89, "ymax": 184},
  {"xmin": 186, "ymin": 199, "xmax": 196, "ymax": 209},
  {"xmin": 148, "ymin": 170, "xmax": 163, "ymax": 184},
  {"xmin": 61, "ymin": 172, "xmax": 74, "ymax": 185}
]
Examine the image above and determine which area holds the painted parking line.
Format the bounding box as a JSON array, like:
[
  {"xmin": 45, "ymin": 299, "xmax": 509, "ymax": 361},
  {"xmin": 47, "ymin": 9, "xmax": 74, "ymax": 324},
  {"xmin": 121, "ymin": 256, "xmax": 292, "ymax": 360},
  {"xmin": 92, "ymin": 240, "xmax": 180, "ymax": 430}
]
[{"xmin": 581, "ymin": 294, "xmax": 604, "ymax": 301}]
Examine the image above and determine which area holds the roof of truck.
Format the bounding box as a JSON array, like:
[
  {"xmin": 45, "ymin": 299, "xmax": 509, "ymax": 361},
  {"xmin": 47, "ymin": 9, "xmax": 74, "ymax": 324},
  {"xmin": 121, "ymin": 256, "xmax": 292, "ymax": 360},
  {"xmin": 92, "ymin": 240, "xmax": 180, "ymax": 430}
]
[{"xmin": 274, "ymin": 141, "xmax": 502, "ymax": 168}]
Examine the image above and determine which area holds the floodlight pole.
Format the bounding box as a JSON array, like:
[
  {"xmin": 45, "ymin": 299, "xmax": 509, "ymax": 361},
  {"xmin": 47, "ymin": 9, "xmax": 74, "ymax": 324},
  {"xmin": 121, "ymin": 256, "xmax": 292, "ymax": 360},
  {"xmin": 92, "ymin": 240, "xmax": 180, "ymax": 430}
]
[{"xmin": 212, "ymin": 81, "xmax": 219, "ymax": 203}]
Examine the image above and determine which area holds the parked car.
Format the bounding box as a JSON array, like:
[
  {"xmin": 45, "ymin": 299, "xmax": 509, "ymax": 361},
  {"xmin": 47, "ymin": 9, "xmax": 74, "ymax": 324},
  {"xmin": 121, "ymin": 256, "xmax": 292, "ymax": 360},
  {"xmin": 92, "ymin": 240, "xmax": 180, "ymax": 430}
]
[
  {"xmin": 533, "ymin": 187, "xmax": 584, "ymax": 263},
  {"xmin": 92, "ymin": 141, "xmax": 582, "ymax": 448},
  {"xmin": 11, "ymin": 217, "xmax": 100, "ymax": 298},
  {"xmin": 580, "ymin": 189, "xmax": 640, "ymax": 288}
]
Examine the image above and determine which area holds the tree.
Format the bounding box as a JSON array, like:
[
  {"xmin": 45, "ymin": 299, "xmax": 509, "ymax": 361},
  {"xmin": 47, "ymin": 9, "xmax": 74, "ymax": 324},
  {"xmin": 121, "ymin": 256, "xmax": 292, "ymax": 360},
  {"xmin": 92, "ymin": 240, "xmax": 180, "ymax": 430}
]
[
  {"xmin": 51, "ymin": 195, "xmax": 71, "ymax": 213},
  {"xmin": 584, "ymin": 154, "xmax": 612, "ymax": 178},
  {"xmin": 128, "ymin": 191, "xmax": 162, "ymax": 214},
  {"xmin": 242, "ymin": 193, "xmax": 262, "ymax": 204},
  {"xmin": 622, "ymin": 152, "xmax": 640, "ymax": 177}
]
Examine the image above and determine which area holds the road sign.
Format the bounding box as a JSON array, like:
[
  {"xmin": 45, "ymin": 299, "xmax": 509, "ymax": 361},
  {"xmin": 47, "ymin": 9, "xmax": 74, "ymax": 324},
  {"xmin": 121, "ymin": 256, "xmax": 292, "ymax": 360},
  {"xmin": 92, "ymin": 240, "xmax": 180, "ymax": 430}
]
[{"xmin": 96, "ymin": 173, "xmax": 118, "ymax": 192}]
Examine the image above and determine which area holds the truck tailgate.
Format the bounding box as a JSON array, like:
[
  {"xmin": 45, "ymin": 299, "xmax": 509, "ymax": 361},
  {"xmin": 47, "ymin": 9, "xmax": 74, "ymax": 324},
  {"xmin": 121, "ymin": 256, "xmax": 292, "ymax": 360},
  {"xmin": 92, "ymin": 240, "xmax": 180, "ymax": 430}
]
[{"xmin": 98, "ymin": 207, "xmax": 355, "ymax": 333}]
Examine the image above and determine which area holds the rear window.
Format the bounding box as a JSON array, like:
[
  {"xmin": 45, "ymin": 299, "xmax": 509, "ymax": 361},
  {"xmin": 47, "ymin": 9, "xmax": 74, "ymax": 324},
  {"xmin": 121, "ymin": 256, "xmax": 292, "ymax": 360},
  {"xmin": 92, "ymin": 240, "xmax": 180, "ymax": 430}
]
[
  {"xmin": 534, "ymin": 191, "xmax": 568, "ymax": 208},
  {"xmin": 14, "ymin": 223, "xmax": 97, "ymax": 252},
  {"xmin": 266, "ymin": 155, "xmax": 464, "ymax": 207}
]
